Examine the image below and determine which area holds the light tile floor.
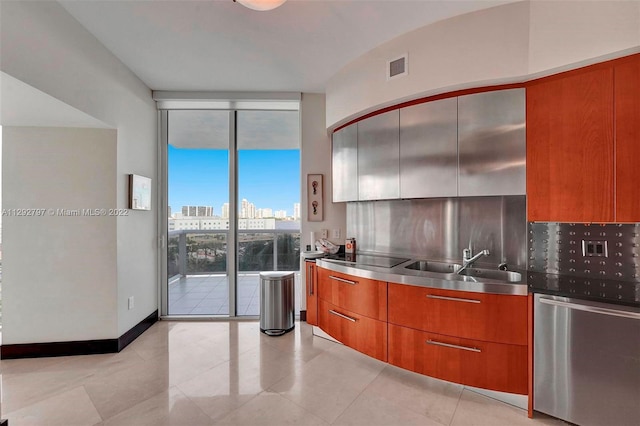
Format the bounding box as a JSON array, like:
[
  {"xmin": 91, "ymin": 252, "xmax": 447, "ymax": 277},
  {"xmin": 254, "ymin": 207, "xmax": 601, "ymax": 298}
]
[
  {"xmin": 169, "ymin": 273, "xmax": 302, "ymax": 316},
  {"xmin": 0, "ymin": 321, "xmax": 567, "ymax": 426}
]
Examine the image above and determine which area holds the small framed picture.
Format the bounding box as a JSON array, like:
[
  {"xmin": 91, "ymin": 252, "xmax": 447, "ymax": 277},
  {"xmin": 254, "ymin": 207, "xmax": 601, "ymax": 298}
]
[
  {"xmin": 307, "ymin": 174, "xmax": 323, "ymax": 222},
  {"xmin": 129, "ymin": 174, "xmax": 152, "ymax": 210}
]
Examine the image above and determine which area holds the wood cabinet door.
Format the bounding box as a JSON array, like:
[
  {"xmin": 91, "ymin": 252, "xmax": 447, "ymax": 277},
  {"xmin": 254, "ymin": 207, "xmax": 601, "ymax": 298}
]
[
  {"xmin": 317, "ymin": 268, "xmax": 387, "ymax": 321},
  {"xmin": 527, "ymin": 66, "xmax": 614, "ymax": 222},
  {"xmin": 318, "ymin": 299, "xmax": 388, "ymax": 362},
  {"xmin": 305, "ymin": 261, "xmax": 318, "ymax": 326},
  {"xmin": 388, "ymin": 324, "xmax": 527, "ymax": 395},
  {"xmin": 388, "ymin": 284, "xmax": 527, "ymax": 345},
  {"xmin": 614, "ymin": 54, "xmax": 640, "ymax": 222}
]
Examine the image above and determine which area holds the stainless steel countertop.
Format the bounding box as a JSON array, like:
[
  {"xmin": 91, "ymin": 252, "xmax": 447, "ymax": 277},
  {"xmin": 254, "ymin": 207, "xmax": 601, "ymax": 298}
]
[{"xmin": 315, "ymin": 257, "xmax": 528, "ymax": 296}]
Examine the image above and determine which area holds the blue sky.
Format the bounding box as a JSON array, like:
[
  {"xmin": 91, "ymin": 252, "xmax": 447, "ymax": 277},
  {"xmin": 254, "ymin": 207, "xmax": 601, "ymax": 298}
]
[{"xmin": 168, "ymin": 146, "xmax": 300, "ymax": 215}]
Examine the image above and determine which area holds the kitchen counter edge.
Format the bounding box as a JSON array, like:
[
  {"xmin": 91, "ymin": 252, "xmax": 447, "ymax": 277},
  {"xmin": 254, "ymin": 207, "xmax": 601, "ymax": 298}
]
[{"xmin": 315, "ymin": 258, "xmax": 528, "ymax": 296}]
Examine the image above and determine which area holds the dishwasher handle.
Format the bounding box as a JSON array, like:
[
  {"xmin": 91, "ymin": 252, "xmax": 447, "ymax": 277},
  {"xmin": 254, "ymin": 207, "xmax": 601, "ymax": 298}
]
[{"xmin": 539, "ymin": 297, "xmax": 640, "ymax": 320}]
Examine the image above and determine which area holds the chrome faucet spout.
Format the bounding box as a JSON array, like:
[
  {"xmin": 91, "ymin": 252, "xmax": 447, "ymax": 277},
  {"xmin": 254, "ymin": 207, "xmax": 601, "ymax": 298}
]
[{"xmin": 457, "ymin": 248, "xmax": 490, "ymax": 274}]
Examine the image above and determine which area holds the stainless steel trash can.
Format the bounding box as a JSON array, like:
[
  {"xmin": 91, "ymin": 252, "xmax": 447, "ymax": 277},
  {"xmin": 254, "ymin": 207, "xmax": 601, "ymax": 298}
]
[{"xmin": 259, "ymin": 271, "xmax": 295, "ymax": 336}]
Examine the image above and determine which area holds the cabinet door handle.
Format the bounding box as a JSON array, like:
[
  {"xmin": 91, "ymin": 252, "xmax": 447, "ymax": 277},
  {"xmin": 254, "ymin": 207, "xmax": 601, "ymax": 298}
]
[
  {"xmin": 426, "ymin": 294, "xmax": 481, "ymax": 304},
  {"xmin": 329, "ymin": 275, "xmax": 357, "ymax": 285},
  {"xmin": 329, "ymin": 309, "xmax": 357, "ymax": 322},
  {"xmin": 307, "ymin": 264, "xmax": 314, "ymax": 296},
  {"xmin": 426, "ymin": 339, "xmax": 481, "ymax": 353}
]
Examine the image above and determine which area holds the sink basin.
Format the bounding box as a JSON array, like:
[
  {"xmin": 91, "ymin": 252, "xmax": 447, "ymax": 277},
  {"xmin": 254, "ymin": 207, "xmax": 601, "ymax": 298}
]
[
  {"xmin": 456, "ymin": 268, "xmax": 522, "ymax": 283},
  {"xmin": 404, "ymin": 261, "xmax": 461, "ymax": 274}
]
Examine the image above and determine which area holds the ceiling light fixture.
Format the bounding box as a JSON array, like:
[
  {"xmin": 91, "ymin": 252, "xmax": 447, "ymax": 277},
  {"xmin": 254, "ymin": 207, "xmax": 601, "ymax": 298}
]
[{"xmin": 233, "ymin": 0, "xmax": 286, "ymax": 11}]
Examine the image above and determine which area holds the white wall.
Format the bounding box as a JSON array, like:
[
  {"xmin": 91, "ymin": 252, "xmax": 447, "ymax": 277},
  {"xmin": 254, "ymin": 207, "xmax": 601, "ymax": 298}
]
[
  {"xmin": 528, "ymin": 0, "xmax": 640, "ymax": 75},
  {"xmin": 0, "ymin": 1, "xmax": 157, "ymax": 339},
  {"xmin": 301, "ymin": 93, "xmax": 347, "ymax": 251},
  {"xmin": 326, "ymin": 0, "xmax": 640, "ymax": 130},
  {"xmin": 2, "ymin": 127, "xmax": 118, "ymax": 344}
]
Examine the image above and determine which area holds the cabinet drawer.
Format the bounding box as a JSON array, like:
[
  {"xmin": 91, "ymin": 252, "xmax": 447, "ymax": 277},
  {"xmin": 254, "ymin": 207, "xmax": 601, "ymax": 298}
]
[
  {"xmin": 318, "ymin": 268, "xmax": 387, "ymax": 321},
  {"xmin": 388, "ymin": 324, "xmax": 527, "ymax": 395},
  {"xmin": 318, "ymin": 299, "xmax": 387, "ymax": 362},
  {"xmin": 388, "ymin": 283, "xmax": 526, "ymax": 345}
]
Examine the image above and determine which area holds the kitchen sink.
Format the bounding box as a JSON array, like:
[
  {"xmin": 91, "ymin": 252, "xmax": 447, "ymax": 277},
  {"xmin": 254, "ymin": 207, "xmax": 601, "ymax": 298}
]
[
  {"xmin": 404, "ymin": 260, "xmax": 461, "ymax": 274},
  {"xmin": 456, "ymin": 268, "xmax": 522, "ymax": 283}
]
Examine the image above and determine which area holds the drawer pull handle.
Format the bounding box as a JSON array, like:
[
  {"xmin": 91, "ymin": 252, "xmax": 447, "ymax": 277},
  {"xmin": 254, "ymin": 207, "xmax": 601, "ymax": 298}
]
[
  {"xmin": 329, "ymin": 309, "xmax": 357, "ymax": 322},
  {"xmin": 426, "ymin": 339, "xmax": 481, "ymax": 353},
  {"xmin": 427, "ymin": 294, "xmax": 481, "ymax": 304},
  {"xmin": 329, "ymin": 275, "xmax": 357, "ymax": 285},
  {"xmin": 307, "ymin": 264, "xmax": 314, "ymax": 296}
]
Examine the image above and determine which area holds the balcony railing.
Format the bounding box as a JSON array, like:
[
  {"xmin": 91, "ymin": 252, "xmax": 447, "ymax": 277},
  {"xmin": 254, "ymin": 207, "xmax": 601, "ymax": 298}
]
[{"xmin": 168, "ymin": 229, "xmax": 301, "ymax": 278}]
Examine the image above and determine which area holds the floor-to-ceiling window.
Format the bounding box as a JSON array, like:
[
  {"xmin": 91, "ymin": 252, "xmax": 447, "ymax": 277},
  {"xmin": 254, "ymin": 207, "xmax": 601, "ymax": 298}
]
[
  {"xmin": 160, "ymin": 100, "xmax": 301, "ymax": 317},
  {"xmin": 166, "ymin": 110, "xmax": 231, "ymax": 315}
]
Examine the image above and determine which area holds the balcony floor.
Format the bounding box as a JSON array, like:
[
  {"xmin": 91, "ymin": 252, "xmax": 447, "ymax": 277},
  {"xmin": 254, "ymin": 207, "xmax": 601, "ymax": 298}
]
[{"xmin": 168, "ymin": 273, "xmax": 302, "ymax": 316}]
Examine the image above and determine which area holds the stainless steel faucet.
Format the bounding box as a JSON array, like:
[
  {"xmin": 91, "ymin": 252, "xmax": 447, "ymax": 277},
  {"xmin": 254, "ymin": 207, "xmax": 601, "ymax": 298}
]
[{"xmin": 457, "ymin": 246, "xmax": 490, "ymax": 274}]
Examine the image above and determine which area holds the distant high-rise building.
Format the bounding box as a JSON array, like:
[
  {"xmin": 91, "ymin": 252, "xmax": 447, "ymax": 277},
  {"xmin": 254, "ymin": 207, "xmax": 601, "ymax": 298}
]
[
  {"xmin": 221, "ymin": 203, "xmax": 229, "ymax": 219},
  {"xmin": 257, "ymin": 208, "xmax": 273, "ymax": 218},
  {"xmin": 240, "ymin": 198, "xmax": 256, "ymax": 219},
  {"xmin": 197, "ymin": 206, "xmax": 213, "ymax": 216},
  {"xmin": 181, "ymin": 205, "xmax": 213, "ymax": 217},
  {"xmin": 293, "ymin": 203, "xmax": 300, "ymax": 220},
  {"xmin": 274, "ymin": 210, "xmax": 287, "ymax": 219},
  {"xmin": 168, "ymin": 206, "xmax": 172, "ymax": 218}
]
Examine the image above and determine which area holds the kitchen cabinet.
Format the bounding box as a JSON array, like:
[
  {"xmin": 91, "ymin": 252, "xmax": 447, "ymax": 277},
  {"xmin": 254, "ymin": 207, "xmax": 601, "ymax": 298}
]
[
  {"xmin": 357, "ymin": 110, "xmax": 400, "ymax": 200},
  {"xmin": 316, "ymin": 267, "xmax": 388, "ymax": 361},
  {"xmin": 614, "ymin": 55, "xmax": 640, "ymax": 222},
  {"xmin": 317, "ymin": 267, "xmax": 387, "ymax": 321},
  {"xmin": 318, "ymin": 299, "xmax": 388, "ymax": 362},
  {"xmin": 387, "ymin": 282, "xmax": 527, "ymax": 394},
  {"xmin": 332, "ymin": 123, "xmax": 359, "ymax": 202},
  {"xmin": 458, "ymin": 89, "xmax": 526, "ymax": 196},
  {"xmin": 527, "ymin": 66, "xmax": 615, "ymax": 222},
  {"xmin": 305, "ymin": 261, "xmax": 318, "ymax": 326},
  {"xmin": 388, "ymin": 284, "xmax": 527, "ymax": 345},
  {"xmin": 332, "ymin": 88, "xmax": 525, "ymax": 202},
  {"xmin": 388, "ymin": 324, "xmax": 527, "ymax": 394},
  {"xmin": 399, "ymin": 97, "xmax": 458, "ymax": 198}
]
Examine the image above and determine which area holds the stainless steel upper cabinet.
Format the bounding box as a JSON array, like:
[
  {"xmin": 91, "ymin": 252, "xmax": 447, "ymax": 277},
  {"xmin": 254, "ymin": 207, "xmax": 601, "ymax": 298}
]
[
  {"xmin": 399, "ymin": 98, "xmax": 458, "ymax": 198},
  {"xmin": 332, "ymin": 123, "xmax": 358, "ymax": 202},
  {"xmin": 458, "ymin": 89, "xmax": 526, "ymax": 196},
  {"xmin": 357, "ymin": 110, "xmax": 400, "ymax": 201}
]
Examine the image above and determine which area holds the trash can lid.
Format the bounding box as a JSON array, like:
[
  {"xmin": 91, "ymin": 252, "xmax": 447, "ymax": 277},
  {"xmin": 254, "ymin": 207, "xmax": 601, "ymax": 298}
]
[{"xmin": 259, "ymin": 271, "xmax": 294, "ymax": 279}]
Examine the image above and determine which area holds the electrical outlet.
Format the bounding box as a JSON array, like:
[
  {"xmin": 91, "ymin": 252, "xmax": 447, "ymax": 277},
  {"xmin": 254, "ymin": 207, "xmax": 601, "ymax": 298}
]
[
  {"xmin": 332, "ymin": 229, "xmax": 341, "ymax": 239},
  {"xmin": 321, "ymin": 229, "xmax": 328, "ymax": 239},
  {"xmin": 582, "ymin": 240, "xmax": 608, "ymax": 257},
  {"xmin": 128, "ymin": 296, "xmax": 134, "ymax": 310}
]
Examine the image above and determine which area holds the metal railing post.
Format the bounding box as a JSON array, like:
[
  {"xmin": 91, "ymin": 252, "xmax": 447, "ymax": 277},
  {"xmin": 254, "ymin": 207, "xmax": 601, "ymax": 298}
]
[
  {"xmin": 273, "ymin": 231, "xmax": 278, "ymax": 271},
  {"xmin": 178, "ymin": 232, "xmax": 187, "ymax": 276}
]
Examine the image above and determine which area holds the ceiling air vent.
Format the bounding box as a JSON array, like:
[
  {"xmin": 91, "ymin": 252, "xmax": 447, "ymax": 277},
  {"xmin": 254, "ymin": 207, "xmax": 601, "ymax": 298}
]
[{"xmin": 387, "ymin": 54, "xmax": 408, "ymax": 80}]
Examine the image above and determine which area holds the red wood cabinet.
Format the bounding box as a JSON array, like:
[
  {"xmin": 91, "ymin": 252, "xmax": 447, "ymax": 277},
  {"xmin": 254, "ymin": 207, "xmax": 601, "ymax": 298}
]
[
  {"xmin": 317, "ymin": 268, "xmax": 387, "ymax": 321},
  {"xmin": 526, "ymin": 53, "xmax": 640, "ymax": 223},
  {"xmin": 388, "ymin": 324, "xmax": 527, "ymax": 395},
  {"xmin": 614, "ymin": 55, "xmax": 640, "ymax": 222},
  {"xmin": 305, "ymin": 261, "xmax": 318, "ymax": 326},
  {"xmin": 527, "ymin": 66, "xmax": 615, "ymax": 222},
  {"xmin": 318, "ymin": 299, "xmax": 388, "ymax": 362},
  {"xmin": 388, "ymin": 284, "xmax": 527, "ymax": 345}
]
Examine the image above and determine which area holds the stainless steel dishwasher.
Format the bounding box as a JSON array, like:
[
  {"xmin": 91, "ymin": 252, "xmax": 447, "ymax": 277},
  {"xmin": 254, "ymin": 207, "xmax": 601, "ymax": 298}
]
[{"xmin": 534, "ymin": 294, "xmax": 640, "ymax": 426}]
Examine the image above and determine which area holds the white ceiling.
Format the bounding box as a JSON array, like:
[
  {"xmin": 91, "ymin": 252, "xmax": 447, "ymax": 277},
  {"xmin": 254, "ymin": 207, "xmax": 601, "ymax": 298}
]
[{"xmin": 59, "ymin": 0, "xmax": 514, "ymax": 93}]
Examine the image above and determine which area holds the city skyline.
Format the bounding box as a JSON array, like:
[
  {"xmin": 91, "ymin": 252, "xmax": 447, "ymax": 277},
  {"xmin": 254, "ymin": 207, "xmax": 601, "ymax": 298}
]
[
  {"xmin": 170, "ymin": 200, "xmax": 301, "ymax": 219},
  {"xmin": 168, "ymin": 147, "xmax": 301, "ymax": 215}
]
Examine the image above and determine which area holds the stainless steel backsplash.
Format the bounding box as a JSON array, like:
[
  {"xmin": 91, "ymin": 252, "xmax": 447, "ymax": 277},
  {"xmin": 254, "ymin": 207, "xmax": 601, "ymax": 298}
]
[
  {"xmin": 528, "ymin": 222, "xmax": 640, "ymax": 282},
  {"xmin": 346, "ymin": 196, "xmax": 527, "ymax": 270}
]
